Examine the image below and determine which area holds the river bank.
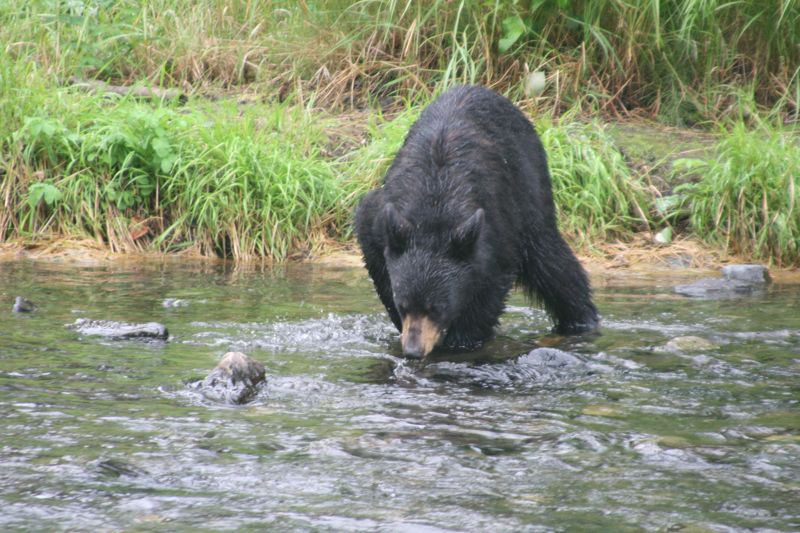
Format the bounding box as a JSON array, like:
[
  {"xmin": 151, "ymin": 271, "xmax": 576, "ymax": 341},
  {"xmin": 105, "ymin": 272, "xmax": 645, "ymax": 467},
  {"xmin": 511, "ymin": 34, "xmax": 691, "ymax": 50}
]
[
  {"xmin": 4, "ymin": 235, "xmax": 800, "ymax": 286},
  {"xmin": 2, "ymin": 2, "xmax": 798, "ymax": 266}
]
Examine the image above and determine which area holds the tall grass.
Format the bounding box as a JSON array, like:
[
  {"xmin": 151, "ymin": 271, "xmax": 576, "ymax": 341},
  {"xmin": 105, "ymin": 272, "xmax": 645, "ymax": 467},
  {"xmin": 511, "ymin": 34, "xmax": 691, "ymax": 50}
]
[
  {"xmin": 339, "ymin": 105, "xmax": 422, "ymax": 209},
  {"xmin": 539, "ymin": 119, "xmax": 653, "ymax": 244},
  {"xmin": 2, "ymin": 1, "xmax": 797, "ymax": 120},
  {"xmin": 3, "ymin": 78, "xmax": 657, "ymax": 259},
  {"xmin": 3, "ymin": 93, "xmax": 351, "ymax": 260},
  {"xmin": 672, "ymin": 124, "xmax": 800, "ymax": 266}
]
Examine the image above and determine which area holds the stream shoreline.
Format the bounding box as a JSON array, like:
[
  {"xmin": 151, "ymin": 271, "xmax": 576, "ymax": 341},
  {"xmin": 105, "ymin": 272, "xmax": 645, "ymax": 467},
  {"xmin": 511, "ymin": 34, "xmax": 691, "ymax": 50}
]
[{"xmin": 3, "ymin": 239, "xmax": 800, "ymax": 284}]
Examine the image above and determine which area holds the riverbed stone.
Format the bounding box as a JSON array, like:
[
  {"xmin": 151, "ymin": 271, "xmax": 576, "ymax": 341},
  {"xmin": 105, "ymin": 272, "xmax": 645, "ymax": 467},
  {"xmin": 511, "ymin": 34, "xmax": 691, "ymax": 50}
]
[
  {"xmin": 674, "ymin": 264, "xmax": 771, "ymax": 299},
  {"xmin": 96, "ymin": 458, "xmax": 147, "ymax": 478},
  {"xmin": 582, "ymin": 404, "xmax": 625, "ymax": 418},
  {"xmin": 518, "ymin": 347, "xmax": 585, "ymax": 368},
  {"xmin": 12, "ymin": 296, "xmax": 35, "ymax": 313},
  {"xmin": 68, "ymin": 318, "xmax": 169, "ymax": 340},
  {"xmin": 190, "ymin": 351, "xmax": 266, "ymax": 405},
  {"xmin": 662, "ymin": 336, "xmax": 719, "ymax": 353},
  {"xmin": 674, "ymin": 278, "xmax": 760, "ymax": 298},
  {"xmin": 162, "ymin": 298, "xmax": 189, "ymax": 308}
]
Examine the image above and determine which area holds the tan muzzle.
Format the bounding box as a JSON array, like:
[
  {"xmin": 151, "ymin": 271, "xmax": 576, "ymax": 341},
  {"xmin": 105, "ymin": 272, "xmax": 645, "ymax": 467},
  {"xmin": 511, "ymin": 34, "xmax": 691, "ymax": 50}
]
[{"xmin": 400, "ymin": 314, "xmax": 442, "ymax": 358}]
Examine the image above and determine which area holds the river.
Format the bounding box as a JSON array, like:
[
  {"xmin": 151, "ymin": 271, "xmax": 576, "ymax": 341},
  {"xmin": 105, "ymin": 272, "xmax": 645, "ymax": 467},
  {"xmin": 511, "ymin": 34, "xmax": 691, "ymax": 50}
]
[{"xmin": 1, "ymin": 260, "xmax": 798, "ymax": 531}]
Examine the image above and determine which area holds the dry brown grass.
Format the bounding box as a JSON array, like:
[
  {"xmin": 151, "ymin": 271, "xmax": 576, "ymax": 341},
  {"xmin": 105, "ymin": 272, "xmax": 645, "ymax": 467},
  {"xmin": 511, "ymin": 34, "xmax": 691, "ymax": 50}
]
[{"xmin": 581, "ymin": 234, "xmax": 726, "ymax": 270}]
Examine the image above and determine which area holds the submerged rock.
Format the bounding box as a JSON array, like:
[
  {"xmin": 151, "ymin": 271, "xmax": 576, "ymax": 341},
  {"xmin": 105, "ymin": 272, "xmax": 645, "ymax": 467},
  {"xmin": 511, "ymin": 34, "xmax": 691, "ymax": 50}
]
[
  {"xmin": 419, "ymin": 347, "xmax": 591, "ymax": 390},
  {"xmin": 162, "ymin": 298, "xmax": 189, "ymax": 308},
  {"xmin": 661, "ymin": 336, "xmax": 719, "ymax": 353},
  {"xmin": 518, "ymin": 347, "xmax": 585, "ymax": 368},
  {"xmin": 674, "ymin": 264, "xmax": 770, "ymax": 299},
  {"xmin": 68, "ymin": 318, "xmax": 168, "ymax": 340},
  {"xmin": 96, "ymin": 458, "xmax": 147, "ymax": 478},
  {"xmin": 189, "ymin": 351, "xmax": 266, "ymax": 405},
  {"xmin": 674, "ymin": 278, "xmax": 764, "ymax": 298},
  {"xmin": 582, "ymin": 404, "xmax": 625, "ymax": 418},
  {"xmin": 12, "ymin": 297, "xmax": 35, "ymax": 313}
]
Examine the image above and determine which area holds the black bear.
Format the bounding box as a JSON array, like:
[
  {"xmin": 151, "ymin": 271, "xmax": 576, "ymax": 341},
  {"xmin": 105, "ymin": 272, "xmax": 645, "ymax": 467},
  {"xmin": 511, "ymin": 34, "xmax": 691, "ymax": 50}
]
[{"xmin": 355, "ymin": 85, "xmax": 598, "ymax": 358}]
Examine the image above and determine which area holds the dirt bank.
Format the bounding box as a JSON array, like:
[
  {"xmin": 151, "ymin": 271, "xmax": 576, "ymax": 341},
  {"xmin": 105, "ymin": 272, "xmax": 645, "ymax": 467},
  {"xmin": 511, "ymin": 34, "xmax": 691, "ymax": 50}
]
[{"xmin": 4, "ymin": 236, "xmax": 799, "ymax": 284}]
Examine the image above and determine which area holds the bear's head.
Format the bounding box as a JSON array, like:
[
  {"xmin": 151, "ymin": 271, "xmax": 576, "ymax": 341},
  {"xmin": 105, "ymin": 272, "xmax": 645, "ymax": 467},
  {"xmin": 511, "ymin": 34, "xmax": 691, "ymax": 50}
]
[{"xmin": 379, "ymin": 202, "xmax": 484, "ymax": 358}]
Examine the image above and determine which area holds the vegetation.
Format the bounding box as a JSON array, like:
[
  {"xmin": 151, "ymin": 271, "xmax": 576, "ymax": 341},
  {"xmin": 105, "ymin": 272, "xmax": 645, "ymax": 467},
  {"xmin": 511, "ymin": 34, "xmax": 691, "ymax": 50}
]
[
  {"xmin": 2, "ymin": 1, "xmax": 798, "ymax": 121},
  {"xmin": 1, "ymin": 1, "xmax": 798, "ymax": 265},
  {"xmin": 2, "ymin": 94, "xmax": 347, "ymax": 260},
  {"xmin": 539, "ymin": 118, "xmax": 651, "ymax": 245},
  {"xmin": 672, "ymin": 124, "xmax": 800, "ymax": 266}
]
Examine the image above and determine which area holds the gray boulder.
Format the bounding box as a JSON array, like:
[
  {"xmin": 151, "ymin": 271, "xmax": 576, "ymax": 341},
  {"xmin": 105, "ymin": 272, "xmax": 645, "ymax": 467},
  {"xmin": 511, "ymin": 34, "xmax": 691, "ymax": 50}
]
[
  {"xmin": 674, "ymin": 264, "xmax": 770, "ymax": 299},
  {"xmin": 721, "ymin": 264, "xmax": 771, "ymax": 284}
]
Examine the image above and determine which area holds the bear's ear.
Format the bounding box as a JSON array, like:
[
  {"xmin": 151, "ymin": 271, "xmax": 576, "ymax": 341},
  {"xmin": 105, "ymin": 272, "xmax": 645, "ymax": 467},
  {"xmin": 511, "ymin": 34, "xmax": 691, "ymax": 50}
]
[
  {"xmin": 450, "ymin": 208, "xmax": 484, "ymax": 258},
  {"xmin": 381, "ymin": 202, "xmax": 410, "ymax": 253}
]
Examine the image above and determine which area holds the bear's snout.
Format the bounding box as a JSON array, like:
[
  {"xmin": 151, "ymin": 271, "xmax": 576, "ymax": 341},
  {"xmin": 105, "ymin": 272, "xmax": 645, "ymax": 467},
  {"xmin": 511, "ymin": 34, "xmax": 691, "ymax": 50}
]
[{"xmin": 401, "ymin": 315, "xmax": 441, "ymax": 359}]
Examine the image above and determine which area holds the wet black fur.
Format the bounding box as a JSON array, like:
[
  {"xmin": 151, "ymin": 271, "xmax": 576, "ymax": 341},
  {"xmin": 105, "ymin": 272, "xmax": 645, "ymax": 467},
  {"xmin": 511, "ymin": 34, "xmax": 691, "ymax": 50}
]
[{"xmin": 355, "ymin": 85, "xmax": 598, "ymax": 351}]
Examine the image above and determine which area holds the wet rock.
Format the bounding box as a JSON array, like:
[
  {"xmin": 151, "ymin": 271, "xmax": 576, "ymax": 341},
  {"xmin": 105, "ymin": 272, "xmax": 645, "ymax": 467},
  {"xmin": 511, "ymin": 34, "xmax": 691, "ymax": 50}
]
[
  {"xmin": 68, "ymin": 318, "xmax": 168, "ymax": 340},
  {"xmin": 674, "ymin": 277, "xmax": 757, "ymax": 298},
  {"xmin": 674, "ymin": 264, "xmax": 770, "ymax": 299},
  {"xmin": 12, "ymin": 296, "xmax": 35, "ymax": 313},
  {"xmin": 662, "ymin": 336, "xmax": 718, "ymax": 353},
  {"xmin": 162, "ymin": 298, "xmax": 189, "ymax": 308},
  {"xmin": 420, "ymin": 348, "xmax": 589, "ymax": 390},
  {"xmin": 518, "ymin": 347, "xmax": 585, "ymax": 368},
  {"xmin": 721, "ymin": 264, "xmax": 771, "ymax": 284},
  {"xmin": 189, "ymin": 351, "xmax": 266, "ymax": 405},
  {"xmin": 582, "ymin": 404, "xmax": 625, "ymax": 418},
  {"xmin": 96, "ymin": 458, "xmax": 147, "ymax": 478}
]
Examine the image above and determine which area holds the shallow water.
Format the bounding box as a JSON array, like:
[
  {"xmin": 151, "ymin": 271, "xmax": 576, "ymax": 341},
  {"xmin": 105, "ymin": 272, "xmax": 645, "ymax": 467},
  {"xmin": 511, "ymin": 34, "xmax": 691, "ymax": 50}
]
[{"xmin": 1, "ymin": 260, "xmax": 798, "ymax": 532}]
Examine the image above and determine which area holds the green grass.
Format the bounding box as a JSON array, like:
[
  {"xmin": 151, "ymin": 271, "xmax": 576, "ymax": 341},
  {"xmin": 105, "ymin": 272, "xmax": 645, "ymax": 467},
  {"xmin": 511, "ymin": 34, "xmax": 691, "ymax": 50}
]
[
  {"xmin": 2, "ymin": 90, "xmax": 351, "ymax": 260},
  {"xmin": 1, "ymin": 76, "xmax": 660, "ymax": 260},
  {"xmin": 671, "ymin": 124, "xmax": 800, "ymax": 266},
  {"xmin": 339, "ymin": 104, "xmax": 422, "ymax": 213},
  {"xmin": 539, "ymin": 118, "xmax": 653, "ymax": 244}
]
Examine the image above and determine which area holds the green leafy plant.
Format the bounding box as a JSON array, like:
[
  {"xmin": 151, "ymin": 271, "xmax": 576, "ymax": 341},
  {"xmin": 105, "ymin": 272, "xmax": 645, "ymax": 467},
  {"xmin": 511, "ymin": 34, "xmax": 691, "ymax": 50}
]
[
  {"xmin": 27, "ymin": 182, "xmax": 63, "ymax": 208},
  {"xmin": 498, "ymin": 15, "xmax": 526, "ymax": 53}
]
